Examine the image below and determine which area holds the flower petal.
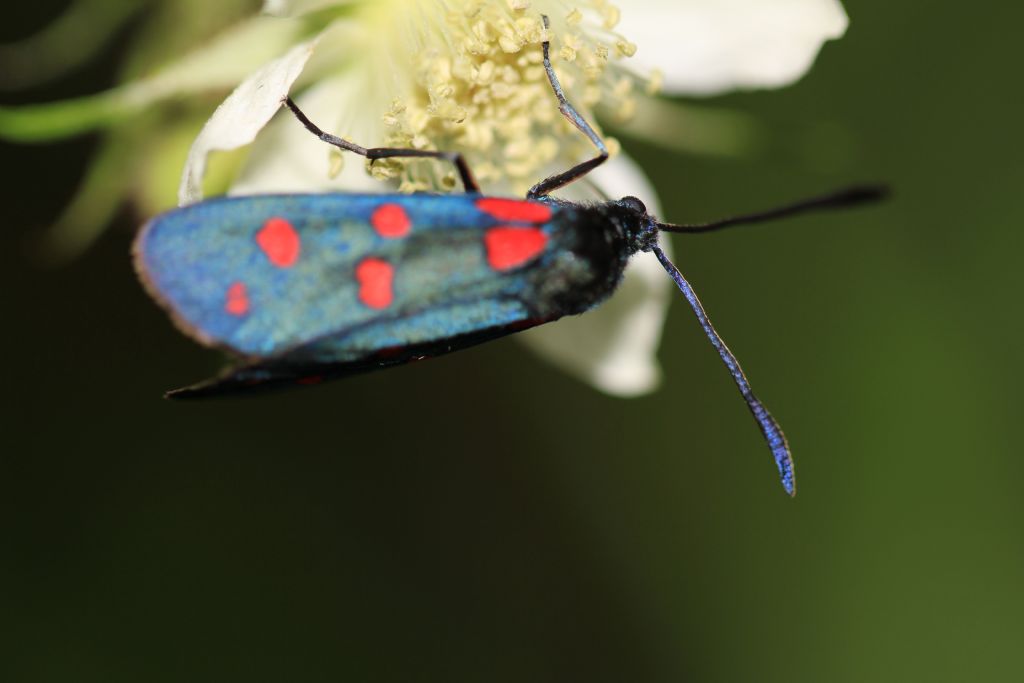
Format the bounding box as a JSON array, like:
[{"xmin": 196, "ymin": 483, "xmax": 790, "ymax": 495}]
[
  {"xmin": 229, "ymin": 72, "xmax": 384, "ymax": 196},
  {"xmin": 178, "ymin": 37, "xmax": 320, "ymax": 205},
  {"xmin": 517, "ymin": 154, "xmax": 672, "ymax": 397},
  {"xmin": 36, "ymin": 132, "xmax": 135, "ymax": 263},
  {"xmin": 620, "ymin": 0, "xmax": 849, "ymax": 95}
]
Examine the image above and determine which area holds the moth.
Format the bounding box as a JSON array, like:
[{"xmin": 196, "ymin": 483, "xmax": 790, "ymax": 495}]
[{"xmin": 135, "ymin": 16, "xmax": 883, "ymax": 494}]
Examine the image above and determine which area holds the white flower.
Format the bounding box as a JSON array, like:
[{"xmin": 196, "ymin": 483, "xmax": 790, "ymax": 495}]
[
  {"xmin": 177, "ymin": 0, "xmax": 848, "ymax": 396},
  {"xmin": 621, "ymin": 0, "xmax": 849, "ymax": 95},
  {"xmin": 4, "ymin": 0, "xmax": 849, "ymax": 395}
]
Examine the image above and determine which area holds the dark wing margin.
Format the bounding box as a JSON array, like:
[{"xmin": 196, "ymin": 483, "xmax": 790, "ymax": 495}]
[
  {"xmin": 166, "ymin": 358, "xmax": 395, "ymax": 400},
  {"xmin": 165, "ymin": 317, "xmax": 550, "ymax": 399}
]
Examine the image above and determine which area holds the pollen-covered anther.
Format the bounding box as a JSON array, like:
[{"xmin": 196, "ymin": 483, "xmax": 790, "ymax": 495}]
[
  {"xmin": 327, "ymin": 148, "xmax": 344, "ymax": 178},
  {"xmin": 374, "ymin": 0, "xmax": 637, "ymax": 194},
  {"xmin": 602, "ymin": 6, "xmax": 621, "ymax": 29},
  {"xmin": 611, "ymin": 75, "xmax": 638, "ymax": 121},
  {"xmin": 514, "ymin": 16, "xmax": 544, "ymax": 43},
  {"xmin": 582, "ymin": 53, "xmax": 605, "ymax": 80},
  {"xmin": 490, "ymin": 82, "xmax": 513, "ymax": 99},
  {"xmin": 646, "ymin": 68, "xmax": 664, "ymax": 96},
  {"xmin": 501, "ymin": 65, "xmax": 522, "ymax": 84},
  {"xmin": 382, "ymin": 99, "xmax": 407, "ymax": 127},
  {"xmin": 615, "ymin": 39, "xmax": 637, "ymax": 57},
  {"xmin": 474, "ymin": 61, "xmax": 497, "ymax": 85},
  {"xmin": 472, "ymin": 20, "xmax": 494, "ymax": 43},
  {"xmin": 499, "ymin": 34, "xmax": 522, "ymax": 53},
  {"xmin": 559, "ymin": 33, "xmax": 582, "ymax": 62},
  {"xmin": 440, "ymin": 172, "xmax": 459, "ymax": 190}
]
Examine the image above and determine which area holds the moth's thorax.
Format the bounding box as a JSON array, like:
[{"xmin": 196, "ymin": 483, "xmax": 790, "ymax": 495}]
[{"xmin": 535, "ymin": 199, "xmax": 651, "ymax": 317}]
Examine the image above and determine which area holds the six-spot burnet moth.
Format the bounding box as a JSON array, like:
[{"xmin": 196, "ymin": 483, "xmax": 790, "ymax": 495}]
[{"xmin": 133, "ymin": 16, "xmax": 885, "ymax": 495}]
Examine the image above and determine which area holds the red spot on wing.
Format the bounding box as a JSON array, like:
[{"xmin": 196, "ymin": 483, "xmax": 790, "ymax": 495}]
[
  {"xmin": 371, "ymin": 203, "xmax": 412, "ymax": 238},
  {"xmin": 225, "ymin": 282, "xmax": 250, "ymax": 316},
  {"xmin": 355, "ymin": 258, "xmax": 395, "ymax": 309},
  {"xmin": 296, "ymin": 375, "xmax": 324, "ymax": 385},
  {"xmin": 476, "ymin": 198, "xmax": 552, "ymax": 224},
  {"xmin": 256, "ymin": 217, "xmax": 300, "ymax": 268},
  {"xmin": 485, "ymin": 227, "xmax": 549, "ymax": 271}
]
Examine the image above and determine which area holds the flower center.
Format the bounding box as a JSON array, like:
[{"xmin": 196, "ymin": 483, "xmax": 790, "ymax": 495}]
[{"xmin": 356, "ymin": 0, "xmax": 649, "ymax": 194}]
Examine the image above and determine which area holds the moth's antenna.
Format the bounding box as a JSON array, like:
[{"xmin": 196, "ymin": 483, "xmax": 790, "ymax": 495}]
[
  {"xmin": 658, "ymin": 185, "xmax": 888, "ymax": 234},
  {"xmin": 651, "ymin": 245, "xmax": 796, "ymax": 496}
]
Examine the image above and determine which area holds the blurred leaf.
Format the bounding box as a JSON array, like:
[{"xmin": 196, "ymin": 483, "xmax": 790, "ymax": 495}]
[
  {"xmin": 0, "ymin": 0, "xmax": 151, "ymax": 90},
  {"xmin": 34, "ymin": 132, "xmax": 136, "ymax": 263},
  {"xmin": 0, "ymin": 15, "xmax": 312, "ymax": 143},
  {"xmin": 0, "ymin": 94, "xmax": 132, "ymax": 142}
]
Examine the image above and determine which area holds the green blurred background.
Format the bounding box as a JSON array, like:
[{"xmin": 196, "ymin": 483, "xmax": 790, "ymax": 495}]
[{"xmin": 3, "ymin": 1, "xmax": 1022, "ymax": 681}]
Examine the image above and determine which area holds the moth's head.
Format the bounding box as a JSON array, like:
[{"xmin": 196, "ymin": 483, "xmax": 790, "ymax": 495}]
[{"xmin": 610, "ymin": 195, "xmax": 659, "ymax": 254}]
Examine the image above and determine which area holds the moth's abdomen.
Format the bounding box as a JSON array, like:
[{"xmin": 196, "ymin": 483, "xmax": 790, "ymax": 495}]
[{"xmin": 134, "ymin": 193, "xmax": 616, "ymax": 362}]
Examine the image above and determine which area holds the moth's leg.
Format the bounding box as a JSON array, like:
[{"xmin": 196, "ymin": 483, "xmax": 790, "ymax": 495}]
[
  {"xmin": 282, "ymin": 98, "xmax": 481, "ymax": 194},
  {"xmin": 527, "ymin": 15, "xmax": 610, "ymax": 200}
]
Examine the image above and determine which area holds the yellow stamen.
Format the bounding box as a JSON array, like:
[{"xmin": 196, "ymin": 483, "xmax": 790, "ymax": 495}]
[{"xmin": 358, "ymin": 0, "xmax": 648, "ymax": 194}]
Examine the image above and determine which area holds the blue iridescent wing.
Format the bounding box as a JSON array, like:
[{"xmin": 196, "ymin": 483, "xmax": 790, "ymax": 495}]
[{"xmin": 134, "ymin": 193, "xmax": 595, "ymax": 396}]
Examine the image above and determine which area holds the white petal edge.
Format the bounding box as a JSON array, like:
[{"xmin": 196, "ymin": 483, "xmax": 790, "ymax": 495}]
[
  {"xmin": 124, "ymin": 16, "xmax": 309, "ymax": 107},
  {"xmin": 620, "ymin": 0, "xmax": 849, "ymax": 96},
  {"xmin": 229, "ymin": 71, "xmax": 386, "ymax": 196},
  {"xmin": 517, "ymin": 154, "xmax": 673, "ymax": 397},
  {"xmin": 178, "ymin": 37, "xmax": 320, "ymax": 205}
]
